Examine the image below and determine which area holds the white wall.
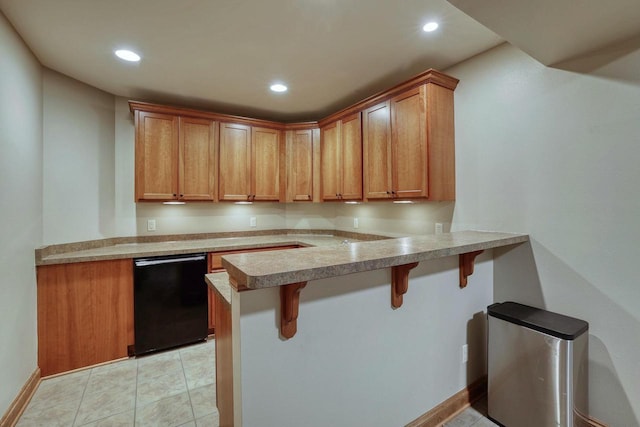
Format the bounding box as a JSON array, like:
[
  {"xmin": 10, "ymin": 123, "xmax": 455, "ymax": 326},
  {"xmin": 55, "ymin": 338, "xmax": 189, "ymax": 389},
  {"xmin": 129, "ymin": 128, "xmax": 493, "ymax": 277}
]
[
  {"xmin": 42, "ymin": 69, "xmax": 115, "ymax": 244},
  {"xmin": 238, "ymin": 253, "xmax": 493, "ymax": 427},
  {"xmin": 114, "ymin": 97, "xmax": 137, "ymax": 236},
  {"xmin": 334, "ymin": 201, "xmax": 454, "ymax": 237},
  {"xmin": 448, "ymin": 43, "xmax": 640, "ymax": 426},
  {"xmin": 0, "ymin": 11, "xmax": 42, "ymax": 416}
]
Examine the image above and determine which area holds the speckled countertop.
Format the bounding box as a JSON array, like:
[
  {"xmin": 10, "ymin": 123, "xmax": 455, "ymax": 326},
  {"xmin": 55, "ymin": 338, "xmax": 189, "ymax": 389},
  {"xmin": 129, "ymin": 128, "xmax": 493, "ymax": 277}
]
[
  {"xmin": 36, "ymin": 234, "xmax": 361, "ymax": 266},
  {"xmin": 206, "ymin": 272, "xmax": 232, "ymax": 304},
  {"xmin": 221, "ymin": 230, "xmax": 528, "ymax": 289}
]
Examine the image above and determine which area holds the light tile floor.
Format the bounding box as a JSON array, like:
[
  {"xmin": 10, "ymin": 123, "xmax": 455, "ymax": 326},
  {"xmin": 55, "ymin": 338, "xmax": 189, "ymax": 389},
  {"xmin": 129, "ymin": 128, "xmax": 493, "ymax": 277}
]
[
  {"xmin": 444, "ymin": 396, "xmax": 499, "ymax": 427},
  {"xmin": 17, "ymin": 340, "xmax": 218, "ymax": 427},
  {"xmin": 18, "ymin": 337, "xmax": 497, "ymax": 427}
]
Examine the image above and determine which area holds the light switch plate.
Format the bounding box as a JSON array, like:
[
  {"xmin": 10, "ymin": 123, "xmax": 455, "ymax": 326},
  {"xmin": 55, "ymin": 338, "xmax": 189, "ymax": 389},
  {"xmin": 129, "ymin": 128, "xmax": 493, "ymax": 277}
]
[
  {"xmin": 353, "ymin": 218, "xmax": 359, "ymax": 229},
  {"xmin": 147, "ymin": 219, "xmax": 156, "ymax": 232},
  {"xmin": 250, "ymin": 217, "xmax": 257, "ymax": 227},
  {"xmin": 435, "ymin": 223, "xmax": 443, "ymax": 235}
]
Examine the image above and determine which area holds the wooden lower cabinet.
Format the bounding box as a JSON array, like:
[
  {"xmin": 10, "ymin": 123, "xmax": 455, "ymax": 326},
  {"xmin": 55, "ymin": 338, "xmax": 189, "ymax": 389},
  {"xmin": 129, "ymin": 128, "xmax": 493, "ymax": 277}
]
[
  {"xmin": 207, "ymin": 287, "xmax": 216, "ymax": 334},
  {"xmin": 37, "ymin": 259, "xmax": 134, "ymax": 377},
  {"xmin": 214, "ymin": 290, "xmax": 233, "ymax": 427}
]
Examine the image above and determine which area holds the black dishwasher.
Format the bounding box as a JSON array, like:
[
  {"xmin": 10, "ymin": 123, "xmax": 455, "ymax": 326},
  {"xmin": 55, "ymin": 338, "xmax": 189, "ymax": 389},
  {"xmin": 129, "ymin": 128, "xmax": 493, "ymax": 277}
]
[{"xmin": 133, "ymin": 253, "xmax": 208, "ymax": 355}]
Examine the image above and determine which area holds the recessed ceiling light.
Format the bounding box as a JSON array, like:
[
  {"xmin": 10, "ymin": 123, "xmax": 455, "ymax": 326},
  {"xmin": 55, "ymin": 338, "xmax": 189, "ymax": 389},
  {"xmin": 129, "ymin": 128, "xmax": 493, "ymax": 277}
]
[
  {"xmin": 422, "ymin": 22, "xmax": 439, "ymax": 32},
  {"xmin": 270, "ymin": 83, "xmax": 288, "ymax": 93},
  {"xmin": 115, "ymin": 49, "xmax": 141, "ymax": 62}
]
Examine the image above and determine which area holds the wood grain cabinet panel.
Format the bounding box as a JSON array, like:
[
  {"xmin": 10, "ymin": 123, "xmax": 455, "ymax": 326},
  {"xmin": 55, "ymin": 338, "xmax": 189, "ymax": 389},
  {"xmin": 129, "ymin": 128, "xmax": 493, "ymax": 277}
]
[
  {"xmin": 37, "ymin": 260, "xmax": 134, "ymax": 377},
  {"xmin": 340, "ymin": 113, "xmax": 363, "ymax": 200},
  {"xmin": 391, "ymin": 86, "xmax": 428, "ymax": 199},
  {"xmin": 286, "ymin": 129, "xmax": 317, "ymax": 202},
  {"xmin": 321, "ymin": 113, "xmax": 362, "ymax": 201},
  {"xmin": 363, "ymin": 83, "xmax": 455, "ymax": 201},
  {"xmin": 135, "ymin": 111, "xmax": 179, "ymax": 201},
  {"xmin": 219, "ymin": 124, "xmax": 284, "ymax": 202},
  {"xmin": 179, "ymin": 117, "xmax": 217, "ymax": 201},
  {"xmin": 320, "ymin": 121, "xmax": 341, "ymax": 201},
  {"xmin": 214, "ymin": 290, "xmax": 233, "ymax": 427},
  {"xmin": 134, "ymin": 109, "xmax": 217, "ymax": 202},
  {"xmin": 219, "ymin": 123, "xmax": 252, "ymax": 201},
  {"xmin": 252, "ymin": 127, "xmax": 283, "ymax": 201},
  {"xmin": 363, "ymin": 101, "xmax": 393, "ymax": 199}
]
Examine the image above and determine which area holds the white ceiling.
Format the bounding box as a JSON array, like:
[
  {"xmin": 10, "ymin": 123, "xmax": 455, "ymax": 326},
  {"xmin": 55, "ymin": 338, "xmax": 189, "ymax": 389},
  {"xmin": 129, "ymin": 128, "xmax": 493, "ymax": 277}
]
[
  {"xmin": 1, "ymin": 0, "xmax": 638, "ymax": 122},
  {"xmin": 448, "ymin": 0, "xmax": 640, "ymax": 67}
]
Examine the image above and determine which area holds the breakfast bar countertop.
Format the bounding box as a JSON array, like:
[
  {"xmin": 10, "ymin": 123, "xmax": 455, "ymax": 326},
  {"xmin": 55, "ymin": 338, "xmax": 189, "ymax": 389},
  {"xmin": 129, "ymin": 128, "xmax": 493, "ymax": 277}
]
[{"xmin": 220, "ymin": 230, "xmax": 529, "ymax": 289}]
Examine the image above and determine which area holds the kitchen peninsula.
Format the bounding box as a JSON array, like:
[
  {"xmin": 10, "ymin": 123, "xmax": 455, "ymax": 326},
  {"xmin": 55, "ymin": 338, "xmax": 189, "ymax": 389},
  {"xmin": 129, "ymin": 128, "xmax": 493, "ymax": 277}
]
[{"xmin": 205, "ymin": 230, "xmax": 528, "ymax": 427}]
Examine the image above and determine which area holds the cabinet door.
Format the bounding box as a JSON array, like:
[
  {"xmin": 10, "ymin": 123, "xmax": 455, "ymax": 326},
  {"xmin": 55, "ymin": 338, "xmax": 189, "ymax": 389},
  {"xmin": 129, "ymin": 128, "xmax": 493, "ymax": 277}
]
[
  {"xmin": 135, "ymin": 111, "xmax": 179, "ymax": 201},
  {"xmin": 252, "ymin": 127, "xmax": 282, "ymax": 201},
  {"xmin": 391, "ymin": 85, "xmax": 428, "ymax": 199},
  {"xmin": 363, "ymin": 102, "xmax": 392, "ymax": 200},
  {"xmin": 340, "ymin": 113, "xmax": 363, "ymax": 200},
  {"xmin": 320, "ymin": 121, "xmax": 341, "ymax": 201},
  {"xmin": 179, "ymin": 117, "xmax": 217, "ymax": 201},
  {"xmin": 37, "ymin": 260, "xmax": 134, "ymax": 376},
  {"xmin": 288, "ymin": 129, "xmax": 314, "ymax": 202},
  {"xmin": 219, "ymin": 123, "xmax": 252, "ymax": 201}
]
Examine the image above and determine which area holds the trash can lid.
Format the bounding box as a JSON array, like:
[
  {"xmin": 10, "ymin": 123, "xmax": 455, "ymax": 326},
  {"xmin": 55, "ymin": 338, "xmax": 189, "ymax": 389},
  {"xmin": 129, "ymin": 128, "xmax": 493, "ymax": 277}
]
[{"xmin": 488, "ymin": 301, "xmax": 588, "ymax": 340}]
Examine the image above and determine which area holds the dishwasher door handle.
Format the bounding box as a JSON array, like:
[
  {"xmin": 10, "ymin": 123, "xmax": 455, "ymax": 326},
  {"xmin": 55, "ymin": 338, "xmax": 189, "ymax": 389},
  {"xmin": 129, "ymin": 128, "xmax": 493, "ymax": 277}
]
[{"xmin": 135, "ymin": 255, "xmax": 206, "ymax": 267}]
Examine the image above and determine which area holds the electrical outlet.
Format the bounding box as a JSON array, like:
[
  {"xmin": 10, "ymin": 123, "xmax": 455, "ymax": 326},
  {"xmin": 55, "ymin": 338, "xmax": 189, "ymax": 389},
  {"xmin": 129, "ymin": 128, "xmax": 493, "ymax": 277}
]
[
  {"xmin": 250, "ymin": 217, "xmax": 257, "ymax": 227},
  {"xmin": 462, "ymin": 344, "xmax": 468, "ymax": 364},
  {"xmin": 353, "ymin": 218, "xmax": 359, "ymax": 229},
  {"xmin": 435, "ymin": 223, "xmax": 444, "ymax": 235},
  {"xmin": 147, "ymin": 219, "xmax": 156, "ymax": 232}
]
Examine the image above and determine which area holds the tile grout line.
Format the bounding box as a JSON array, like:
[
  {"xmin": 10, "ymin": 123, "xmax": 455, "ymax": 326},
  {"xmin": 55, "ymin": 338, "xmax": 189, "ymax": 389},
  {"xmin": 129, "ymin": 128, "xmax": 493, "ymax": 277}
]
[
  {"xmin": 179, "ymin": 349, "xmax": 197, "ymax": 425},
  {"xmin": 71, "ymin": 369, "xmax": 92, "ymax": 427},
  {"xmin": 133, "ymin": 357, "xmax": 139, "ymax": 426}
]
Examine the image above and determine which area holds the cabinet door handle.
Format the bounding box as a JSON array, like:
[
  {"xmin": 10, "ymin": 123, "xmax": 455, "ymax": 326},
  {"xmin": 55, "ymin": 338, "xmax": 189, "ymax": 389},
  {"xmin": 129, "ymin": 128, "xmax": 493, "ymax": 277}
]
[
  {"xmin": 173, "ymin": 193, "xmax": 177, "ymax": 197},
  {"xmin": 307, "ymin": 195, "xmax": 311, "ymax": 200}
]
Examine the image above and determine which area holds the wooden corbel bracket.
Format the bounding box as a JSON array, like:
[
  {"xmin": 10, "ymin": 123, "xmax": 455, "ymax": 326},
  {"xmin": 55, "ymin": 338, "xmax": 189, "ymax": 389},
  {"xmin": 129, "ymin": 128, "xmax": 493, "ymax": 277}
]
[
  {"xmin": 280, "ymin": 282, "xmax": 307, "ymax": 339},
  {"xmin": 391, "ymin": 262, "xmax": 419, "ymax": 308},
  {"xmin": 459, "ymin": 250, "xmax": 484, "ymax": 288}
]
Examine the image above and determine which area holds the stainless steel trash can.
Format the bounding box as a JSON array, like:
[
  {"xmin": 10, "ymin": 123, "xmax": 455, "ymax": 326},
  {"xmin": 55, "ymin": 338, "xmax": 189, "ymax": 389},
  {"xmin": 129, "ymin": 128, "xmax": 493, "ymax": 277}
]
[{"xmin": 487, "ymin": 302, "xmax": 589, "ymax": 427}]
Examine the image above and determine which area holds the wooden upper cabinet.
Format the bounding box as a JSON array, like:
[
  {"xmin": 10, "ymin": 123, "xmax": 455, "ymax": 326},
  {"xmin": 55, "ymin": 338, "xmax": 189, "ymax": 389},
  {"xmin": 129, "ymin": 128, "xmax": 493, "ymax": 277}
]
[
  {"xmin": 391, "ymin": 86, "xmax": 428, "ymax": 199},
  {"xmin": 340, "ymin": 113, "xmax": 363, "ymax": 200},
  {"xmin": 252, "ymin": 127, "xmax": 283, "ymax": 201},
  {"xmin": 286, "ymin": 129, "xmax": 317, "ymax": 202},
  {"xmin": 179, "ymin": 117, "xmax": 217, "ymax": 201},
  {"xmin": 219, "ymin": 123, "xmax": 284, "ymax": 202},
  {"xmin": 219, "ymin": 123, "xmax": 252, "ymax": 201},
  {"xmin": 321, "ymin": 113, "xmax": 362, "ymax": 201},
  {"xmin": 363, "ymin": 101, "xmax": 393, "ymax": 200},
  {"xmin": 131, "ymin": 69, "xmax": 456, "ymax": 204},
  {"xmin": 134, "ymin": 110, "xmax": 216, "ymax": 202},
  {"xmin": 135, "ymin": 111, "xmax": 179, "ymax": 201},
  {"xmin": 320, "ymin": 121, "xmax": 341, "ymax": 201},
  {"xmin": 362, "ymin": 82, "xmax": 455, "ymax": 201}
]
